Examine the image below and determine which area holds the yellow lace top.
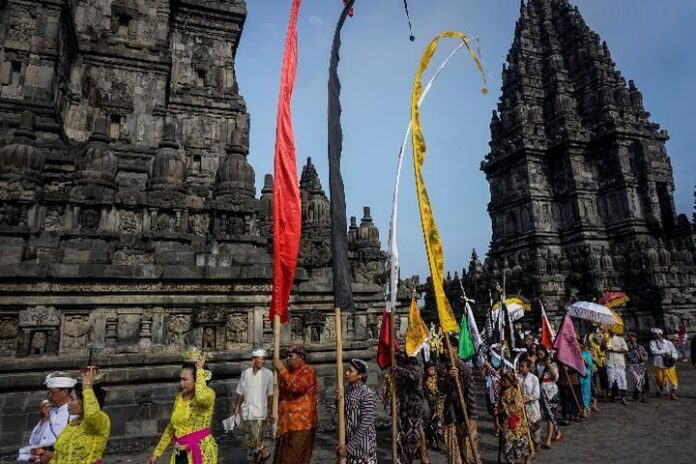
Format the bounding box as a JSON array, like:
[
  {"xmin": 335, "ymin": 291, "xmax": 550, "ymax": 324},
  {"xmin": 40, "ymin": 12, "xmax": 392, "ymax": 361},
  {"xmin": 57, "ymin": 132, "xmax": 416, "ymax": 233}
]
[
  {"xmin": 154, "ymin": 369, "xmax": 218, "ymax": 464},
  {"xmin": 52, "ymin": 389, "xmax": 110, "ymax": 464}
]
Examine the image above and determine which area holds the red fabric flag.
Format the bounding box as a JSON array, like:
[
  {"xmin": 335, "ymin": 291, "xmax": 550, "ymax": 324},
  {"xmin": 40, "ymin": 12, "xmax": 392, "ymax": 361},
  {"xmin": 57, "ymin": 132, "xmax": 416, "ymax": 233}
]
[
  {"xmin": 342, "ymin": 0, "xmax": 354, "ymax": 16},
  {"xmin": 377, "ymin": 308, "xmax": 399, "ymax": 369},
  {"xmin": 270, "ymin": 0, "xmax": 303, "ymax": 323},
  {"xmin": 553, "ymin": 314, "xmax": 586, "ymax": 376},
  {"xmin": 540, "ymin": 305, "xmax": 555, "ymax": 351}
]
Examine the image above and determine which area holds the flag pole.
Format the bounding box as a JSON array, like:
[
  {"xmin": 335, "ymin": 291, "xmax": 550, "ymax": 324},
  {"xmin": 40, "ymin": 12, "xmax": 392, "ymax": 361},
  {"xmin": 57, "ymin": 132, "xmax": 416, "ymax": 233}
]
[
  {"xmin": 272, "ymin": 315, "xmax": 281, "ymax": 438},
  {"xmin": 389, "ymin": 306, "xmax": 398, "ymax": 463},
  {"xmin": 335, "ymin": 307, "xmax": 346, "ymax": 464},
  {"xmin": 443, "ymin": 334, "xmax": 480, "ymax": 464}
]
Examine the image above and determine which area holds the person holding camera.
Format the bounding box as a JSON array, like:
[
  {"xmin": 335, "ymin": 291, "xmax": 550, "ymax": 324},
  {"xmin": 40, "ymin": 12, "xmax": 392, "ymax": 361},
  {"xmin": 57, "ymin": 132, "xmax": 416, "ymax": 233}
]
[{"xmin": 649, "ymin": 328, "xmax": 679, "ymax": 400}]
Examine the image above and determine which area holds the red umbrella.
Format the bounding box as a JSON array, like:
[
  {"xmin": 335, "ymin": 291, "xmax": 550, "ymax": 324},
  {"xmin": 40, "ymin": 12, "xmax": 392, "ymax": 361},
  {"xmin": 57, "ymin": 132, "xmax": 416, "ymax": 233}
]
[{"xmin": 598, "ymin": 291, "xmax": 629, "ymax": 309}]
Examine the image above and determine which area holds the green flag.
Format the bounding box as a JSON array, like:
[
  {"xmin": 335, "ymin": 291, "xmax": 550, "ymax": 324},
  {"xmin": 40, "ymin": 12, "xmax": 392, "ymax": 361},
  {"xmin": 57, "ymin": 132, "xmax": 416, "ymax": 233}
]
[{"xmin": 458, "ymin": 314, "xmax": 475, "ymax": 360}]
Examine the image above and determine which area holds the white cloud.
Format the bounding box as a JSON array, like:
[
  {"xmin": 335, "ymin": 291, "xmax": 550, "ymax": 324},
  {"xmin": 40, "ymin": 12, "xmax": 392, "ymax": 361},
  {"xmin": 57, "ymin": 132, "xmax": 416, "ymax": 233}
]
[{"xmin": 309, "ymin": 15, "xmax": 324, "ymax": 27}]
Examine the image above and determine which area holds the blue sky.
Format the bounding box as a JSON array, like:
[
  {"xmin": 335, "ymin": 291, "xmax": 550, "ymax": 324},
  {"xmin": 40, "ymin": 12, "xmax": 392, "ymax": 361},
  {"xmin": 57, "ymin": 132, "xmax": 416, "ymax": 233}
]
[{"xmin": 236, "ymin": 0, "xmax": 696, "ymax": 279}]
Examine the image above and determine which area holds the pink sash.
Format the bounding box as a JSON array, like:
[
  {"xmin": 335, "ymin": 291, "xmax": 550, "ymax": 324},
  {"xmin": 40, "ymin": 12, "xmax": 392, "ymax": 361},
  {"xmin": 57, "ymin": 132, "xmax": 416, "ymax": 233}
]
[{"xmin": 173, "ymin": 428, "xmax": 211, "ymax": 464}]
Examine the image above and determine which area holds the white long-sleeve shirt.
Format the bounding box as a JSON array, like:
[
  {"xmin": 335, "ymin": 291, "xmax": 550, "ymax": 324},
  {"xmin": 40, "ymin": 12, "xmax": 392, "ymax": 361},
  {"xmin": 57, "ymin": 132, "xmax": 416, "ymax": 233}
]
[
  {"xmin": 236, "ymin": 366, "xmax": 274, "ymax": 420},
  {"xmin": 520, "ymin": 372, "xmax": 541, "ymax": 424},
  {"xmin": 649, "ymin": 339, "xmax": 678, "ymax": 369}
]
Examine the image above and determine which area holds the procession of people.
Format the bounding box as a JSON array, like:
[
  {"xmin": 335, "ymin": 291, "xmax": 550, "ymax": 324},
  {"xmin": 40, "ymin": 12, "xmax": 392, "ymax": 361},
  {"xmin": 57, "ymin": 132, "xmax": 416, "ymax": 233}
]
[{"xmin": 16, "ymin": 316, "xmax": 691, "ymax": 464}]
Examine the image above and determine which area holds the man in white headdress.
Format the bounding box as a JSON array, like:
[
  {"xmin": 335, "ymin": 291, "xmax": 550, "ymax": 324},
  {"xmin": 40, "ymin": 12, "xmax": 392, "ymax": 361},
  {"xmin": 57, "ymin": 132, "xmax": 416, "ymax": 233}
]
[
  {"xmin": 18, "ymin": 372, "xmax": 76, "ymax": 460},
  {"xmin": 649, "ymin": 328, "xmax": 679, "ymax": 400},
  {"xmin": 234, "ymin": 348, "xmax": 274, "ymax": 462}
]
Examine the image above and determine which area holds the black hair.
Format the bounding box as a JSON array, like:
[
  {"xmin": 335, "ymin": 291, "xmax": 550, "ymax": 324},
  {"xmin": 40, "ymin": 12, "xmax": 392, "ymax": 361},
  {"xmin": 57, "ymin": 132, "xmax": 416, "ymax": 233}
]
[
  {"xmin": 73, "ymin": 382, "xmax": 107, "ymax": 409},
  {"xmin": 537, "ymin": 345, "xmax": 549, "ymax": 357},
  {"xmin": 181, "ymin": 362, "xmax": 197, "ymax": 378}
]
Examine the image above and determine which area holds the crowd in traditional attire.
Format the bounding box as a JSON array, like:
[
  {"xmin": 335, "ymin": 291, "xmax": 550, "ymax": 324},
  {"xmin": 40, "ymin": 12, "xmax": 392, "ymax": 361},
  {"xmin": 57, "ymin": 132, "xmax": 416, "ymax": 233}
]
[{"xmin": 16, "ymin": 320, "xmax": 692, "ymax": 464}]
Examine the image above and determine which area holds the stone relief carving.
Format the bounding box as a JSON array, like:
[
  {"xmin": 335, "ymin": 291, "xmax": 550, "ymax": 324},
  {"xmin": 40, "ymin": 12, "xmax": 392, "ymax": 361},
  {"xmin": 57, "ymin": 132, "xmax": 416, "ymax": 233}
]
[
  {"xmin": 167, "ymin": 314, "xmax": 191, "ymax": 347},
  {"xmin": 62, "ymin": 314, "xmax": 90, "ymax": 350},
  {"xmin": 0, "ymin": 316, "xmax": 18, "ymax": 353},
  {"xmin": 43, "ymin": 207, "xmax": 64, "ymax": 231},
  {"xmin": 19, "ymin": 306, "xmax": 61, "ymax": 327},
  {"xmin": 225, "ymin": 313, "xmax": 248, "ymax": 344}
]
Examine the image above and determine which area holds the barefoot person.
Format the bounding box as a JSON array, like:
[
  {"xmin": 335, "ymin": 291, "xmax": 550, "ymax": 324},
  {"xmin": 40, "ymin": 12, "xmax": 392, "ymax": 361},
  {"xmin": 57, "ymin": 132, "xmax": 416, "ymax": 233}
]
[
  {"xmin": 148, "ymin": 353, "xmax": 217, "ymax": 464},
  {"xmin": 37, "ymin": 367, "xmax": 110, "ymax": 464},
  {"xmin": 18, "ymin": 373, "xmax": 76, "ymax": 461},
  {"xmin": 534, "ymin": 346, "xmax": 563, "ymax": 448},
  {"xmin": 234, "ymin": 349, "xmax": 274, "ymax": 463}
]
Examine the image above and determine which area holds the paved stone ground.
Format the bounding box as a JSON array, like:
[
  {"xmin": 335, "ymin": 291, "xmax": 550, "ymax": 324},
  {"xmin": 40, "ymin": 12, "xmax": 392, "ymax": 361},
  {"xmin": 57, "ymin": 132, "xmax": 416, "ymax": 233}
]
[{"xmin": 4, "ymin": 364, "xmax": 696, "ymax": 463}]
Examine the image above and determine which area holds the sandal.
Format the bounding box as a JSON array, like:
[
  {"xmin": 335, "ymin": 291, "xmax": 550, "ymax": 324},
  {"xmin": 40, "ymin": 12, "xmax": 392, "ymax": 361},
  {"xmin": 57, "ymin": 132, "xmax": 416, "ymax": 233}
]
[{"xmin": 552, "ymin": 432, "xmax": 565, "ymax": 442}]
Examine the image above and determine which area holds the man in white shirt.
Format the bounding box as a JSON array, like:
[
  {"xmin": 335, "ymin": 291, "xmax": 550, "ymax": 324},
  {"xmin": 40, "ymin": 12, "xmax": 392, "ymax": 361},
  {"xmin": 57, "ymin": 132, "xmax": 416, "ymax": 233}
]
[
  {"xmin": 234, "ymin": 349, "xmax": 274, "ymax": 462},
  {"xmin": 18, "ymin": 372, "xmax": 76, "ymax": 461},
  {"xmin": 605, "ymin": 329, "xmax": 629, "ymax": 405},
  {"xmin": 649, "ymin": 328, "xmax": 679, "ymax": 400}
]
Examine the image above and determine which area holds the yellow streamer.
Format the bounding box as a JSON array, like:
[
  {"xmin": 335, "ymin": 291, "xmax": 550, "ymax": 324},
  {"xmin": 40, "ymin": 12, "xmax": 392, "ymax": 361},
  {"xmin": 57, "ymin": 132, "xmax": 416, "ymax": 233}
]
[
  {"xmin": 411, "ymin": 32, "xmax": 487, "ymax": 332},
  {"xmin": 405, "ymin": 297, "xmax": 429, "ymax": 356}
]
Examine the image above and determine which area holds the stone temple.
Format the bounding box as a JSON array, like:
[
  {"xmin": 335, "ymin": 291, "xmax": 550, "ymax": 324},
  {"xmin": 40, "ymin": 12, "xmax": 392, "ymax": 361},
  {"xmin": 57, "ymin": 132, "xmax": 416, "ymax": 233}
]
[
  {"xmin": 430, "ymin": 0, "xmax": 696, "ymax": 334},
  {"xmin": 0, "ymin": 0, "xmax": 400, "ymax": 451}
]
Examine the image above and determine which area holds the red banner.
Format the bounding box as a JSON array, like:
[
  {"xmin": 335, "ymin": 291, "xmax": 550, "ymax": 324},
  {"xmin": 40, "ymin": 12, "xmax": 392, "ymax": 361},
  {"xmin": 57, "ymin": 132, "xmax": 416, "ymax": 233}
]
[
  {"xmin": 377, "ymin": 308, "xmax": 399, "ymax": 368},
  {"xmin": 270, "ymin": 0, "xmax": 303, "ymax": 323}
]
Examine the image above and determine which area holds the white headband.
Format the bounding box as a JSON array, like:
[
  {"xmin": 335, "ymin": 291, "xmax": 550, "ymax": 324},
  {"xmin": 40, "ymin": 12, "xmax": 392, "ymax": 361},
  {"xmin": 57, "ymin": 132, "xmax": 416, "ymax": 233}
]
[
  {"xmin": 251, "ymin": 349, "xmax": 266, "ymax": 358},
  {"xmin": 650, "ymin": 328, "xmax": 663, "ymax": 335},
  {"xmin": 45, "ymin": 372, "xmax": 76, "ymax": 389}
]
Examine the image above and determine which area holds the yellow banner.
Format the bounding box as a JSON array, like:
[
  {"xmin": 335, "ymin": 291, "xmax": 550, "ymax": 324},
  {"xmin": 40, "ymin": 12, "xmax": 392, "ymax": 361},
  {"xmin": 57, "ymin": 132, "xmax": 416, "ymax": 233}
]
[
  {"xmin": 405, "ymin": 297, "xmax": 429, "ymax": 356},
  {"xmin": 411, "ymin": 32, "xmax": 486, "ymax": 332}
]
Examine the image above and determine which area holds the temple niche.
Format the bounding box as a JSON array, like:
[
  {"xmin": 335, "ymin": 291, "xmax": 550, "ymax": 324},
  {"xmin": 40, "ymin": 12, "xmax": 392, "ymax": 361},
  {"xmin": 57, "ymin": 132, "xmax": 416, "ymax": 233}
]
[
  {"xmin": 464, "ymin": 0, "xmax": 696, "ymax": 332},
  {"xmin": 0, "ymin": 0, "xmax": 393, "ymax": 452}
]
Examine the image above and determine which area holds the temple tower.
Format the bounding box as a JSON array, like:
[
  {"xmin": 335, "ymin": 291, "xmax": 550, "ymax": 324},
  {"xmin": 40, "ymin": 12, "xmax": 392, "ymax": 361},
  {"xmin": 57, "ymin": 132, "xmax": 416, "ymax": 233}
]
[{"xmin": 481, "ymin": 0, "xmax": 696, "ymax": 330}]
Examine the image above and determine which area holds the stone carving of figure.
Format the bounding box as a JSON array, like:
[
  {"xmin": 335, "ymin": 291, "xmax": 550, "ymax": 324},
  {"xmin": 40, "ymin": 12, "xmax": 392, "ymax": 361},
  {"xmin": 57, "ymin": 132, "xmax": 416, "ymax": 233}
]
[
  {"xmin": 30, "ymin": 331, "xmax": 47, "ymax": 356},
  {"xmin": 226, "ymin": 314, "xmax": 248, "ymax": 344},
  {"xmin": 62, "ymin": 315, "xmax": 90, "ymax": 350},
  {"xmin": 167, "ymin": 314, "xmax": 191, "ymax": 347},
  {"xmin": 291, "ymin": 317, "xmax": 303, "ymax": 342},
  {"xmin": 202, "ymin": 327, "xmax": 216, "ymax": 350}
]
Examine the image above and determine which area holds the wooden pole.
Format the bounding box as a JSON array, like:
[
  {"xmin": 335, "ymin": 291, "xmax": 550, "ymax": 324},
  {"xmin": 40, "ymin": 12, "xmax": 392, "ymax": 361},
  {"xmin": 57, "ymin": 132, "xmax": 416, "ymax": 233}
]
[
  {"xmin": 335, "ymin": 307, "xmax": 346, "ymax": 464},
  {"xmin": 389, "ymin": 310, "xmax": 398, "ymax": 464},
  {"xmin": 516, "ymin": 379, "xmax": 536, "ymax": 457},
  {"xmin": 563, "ymin": 367, "xmax": 584, "ymax": 416},
  {"xmin": 443, "ymin": 335, "xmax": 481, "ymax": 464},
  {"xmin": 272, "ymin": 315, "xmax": 281, "ymax": 438}
]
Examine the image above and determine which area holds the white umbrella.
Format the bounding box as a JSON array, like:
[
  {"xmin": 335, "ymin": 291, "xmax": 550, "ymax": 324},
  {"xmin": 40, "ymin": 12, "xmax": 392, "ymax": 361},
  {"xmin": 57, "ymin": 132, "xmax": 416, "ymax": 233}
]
[
  {"xmin": 567, "ymin": 301, "xmax": 615, "ymax": 326},
  {"xmin": 493, "ymin": 302, "xmax": 525, "ymax": 322}
]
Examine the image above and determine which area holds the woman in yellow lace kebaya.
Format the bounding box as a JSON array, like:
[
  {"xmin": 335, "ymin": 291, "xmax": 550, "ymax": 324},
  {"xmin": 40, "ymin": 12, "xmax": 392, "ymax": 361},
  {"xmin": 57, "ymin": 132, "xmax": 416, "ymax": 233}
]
[
  {"xmin": 37, "ymin": 367, "xmax": 110, "ymax": 464},
  {"xmin": 495, "ymin": 372, "xmax": 533, "ymax": 464},
  {"xmin": 148, "ymin": 355, "xmax": 217, "ymax": 464}
]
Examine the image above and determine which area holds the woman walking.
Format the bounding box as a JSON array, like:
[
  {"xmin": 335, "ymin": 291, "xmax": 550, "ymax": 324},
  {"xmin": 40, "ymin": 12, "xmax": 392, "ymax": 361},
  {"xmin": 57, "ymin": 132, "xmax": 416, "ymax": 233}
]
[
  {"xmin": 148, "ymin": 354, "xmax": 217, "ymax": 464},
  {"xmin": 496, "ymin": 372, "xmax": 532, "ymax": 464},
  {"xmin": 627, "ymin": 332, "xmax": 650, "ymax": 402},
  {"xmin": 579, "ymin": 343, "xmax": 594, "ymax": 416},
  {"xmin": 534, "ymin": 346, "xmax": 563, "ymax": 448},
  {"xmin": 422, "ymin": 362, "xmax": 444, "ymax": 450}
]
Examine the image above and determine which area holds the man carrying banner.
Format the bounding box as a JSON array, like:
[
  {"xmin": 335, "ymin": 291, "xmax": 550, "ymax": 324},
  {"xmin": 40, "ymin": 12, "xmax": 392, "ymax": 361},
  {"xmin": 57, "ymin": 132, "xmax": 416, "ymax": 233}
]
[
  {"xmin": 272, "ymin": 346, "xmax": 318, "ymax": 464},
  {"xmin": 438, "ymin": 338, "xmax": 479, "ymax": 464}
]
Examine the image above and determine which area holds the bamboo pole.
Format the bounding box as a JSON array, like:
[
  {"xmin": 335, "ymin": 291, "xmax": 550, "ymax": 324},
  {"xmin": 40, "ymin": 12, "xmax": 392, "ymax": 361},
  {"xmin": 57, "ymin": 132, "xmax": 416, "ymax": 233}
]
[
  {"xmin": 335, "ymin": 307, "xmax": 346, "ymax": 464},
  {"xmin": 516, "ymin": 379, "xmax": 536, "ymax": 457},
  {"xmin": 389, "ymin": 310, "xmax": 398, "ymax": 463},
  {"xmin": 272, "ymin": 315, "xmax": 281, "ymax": 438},
  {"xmin": 443, "ymin": 334, "xmax": 481, "ymax": 464}
]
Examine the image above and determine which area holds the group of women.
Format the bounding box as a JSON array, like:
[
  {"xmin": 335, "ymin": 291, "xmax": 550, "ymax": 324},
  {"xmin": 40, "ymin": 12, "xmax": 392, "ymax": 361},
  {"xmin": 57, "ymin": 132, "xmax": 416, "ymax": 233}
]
[{"xmin": 34, "ymin": 355, "xmax": 216, "ymax": 464}]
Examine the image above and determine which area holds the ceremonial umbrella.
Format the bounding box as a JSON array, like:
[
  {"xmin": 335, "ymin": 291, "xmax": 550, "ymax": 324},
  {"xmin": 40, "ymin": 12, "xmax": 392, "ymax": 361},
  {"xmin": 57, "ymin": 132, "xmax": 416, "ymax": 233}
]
[
  {"xmin": 608, "ymin": 308, "xmax": 625, "ymax": 334},
  {"xmin": 598, "ymin": 291, "xmax": 630, "ymax": 309},
  {"xmin": 567, "ymin": 301, "xmax": 615, "ymax": 326}
]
